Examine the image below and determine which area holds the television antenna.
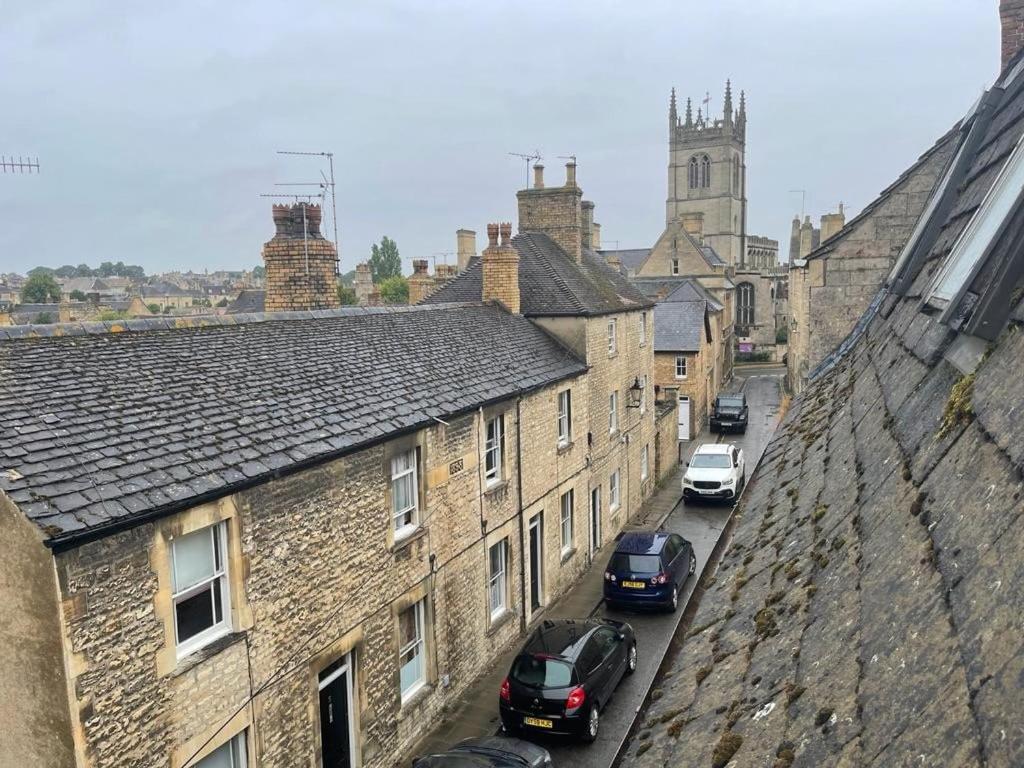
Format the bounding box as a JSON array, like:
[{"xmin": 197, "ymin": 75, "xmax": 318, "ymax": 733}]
[
  {"xmin": 277, "ymin": 150, "xmax": 339, "ymax": 271},
  {"xmin": 258, "ymin": 191, "xmax": 329, "ymax": 277},
  {"xmin": 1, "ymin": 155, "xmax": 40, "ymax": 174},
  {"xmin": 431, "ymin": 252, "xmax": 454, "ymax": 270},
  {"xmin": 508, "ymin": 150, "xmax": 541, "ymax": 187},
  {"xmin": 557, "ymin": 154, "xmax": 577, "ymax": 164},
  {"xmin": 789, "ymin": 189, "xmax": 807, "ymax": 219}
]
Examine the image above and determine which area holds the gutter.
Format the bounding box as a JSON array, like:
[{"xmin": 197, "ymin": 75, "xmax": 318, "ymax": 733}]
[{"xmin": 515, "ymin": 398, "xmax": 528, "ymax": 634}]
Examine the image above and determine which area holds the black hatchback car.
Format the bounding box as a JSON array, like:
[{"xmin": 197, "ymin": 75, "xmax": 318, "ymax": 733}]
[
  {"xmin": 710, "ymin": 393, "xmax": 748, "ymax": 433},
  {"xmin": 603, "ymin": 532, "xmax": 696, "ymax": 611},
  {"xmin": 499, "ymin": 618, "xmax": 636, "ymax": 743},
  {"xmin": 412, "ymin": 736, "xmax": 553, "ymax": 768}
]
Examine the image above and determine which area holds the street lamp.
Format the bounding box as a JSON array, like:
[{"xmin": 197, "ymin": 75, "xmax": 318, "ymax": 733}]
[{"xmin": 627, "ymin": 377, "xmax": 643, "ymax": 409}]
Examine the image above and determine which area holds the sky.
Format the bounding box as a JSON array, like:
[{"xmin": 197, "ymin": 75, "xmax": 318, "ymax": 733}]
[{"xmin": 0, "ymin": 0, "xmax": 997, "ymax": 277}]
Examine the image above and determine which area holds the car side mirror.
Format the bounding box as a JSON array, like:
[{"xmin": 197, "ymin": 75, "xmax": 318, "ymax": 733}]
[
  {"xmin": 617, "ymin": 632, "xmax": 627, "ymax": 642},
  {"xmin": 685, "ymin": 461, "xmax": 690, "ymax": 467}
]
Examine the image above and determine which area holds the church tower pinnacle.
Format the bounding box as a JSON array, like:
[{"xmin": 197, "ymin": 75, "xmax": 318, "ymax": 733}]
[
  {"xmin": 723, "ymin": 80, "xmax": 733, "ymax": 126},
  {"xmin": 669, "ymin": 87, "xmax": 677, "ymax": 130},
  {"xmin": 684, "ymin": 97, "xmax": 693, "ymax": 128}
]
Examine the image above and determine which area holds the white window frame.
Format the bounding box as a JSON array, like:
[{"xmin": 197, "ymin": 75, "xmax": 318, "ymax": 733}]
[
  {"xmin": 609, "ymin": 470, "xmax": 621, "ymax": 512},
  {"xmin": 171, "ymin": 521, "xmax": 231, "ymax": 659},
  {"xmin": 671, "ymin": 258, "xmax": 680, "ymax": 276},
  {"xmin": 557, "ymin": 389, "xmax": 572, "ymax": 446},
  {"xmin": 560, "ymin": 489, "xmax": 574, "ymax": 555},
  {"xmin": 391, "ymin": 449, "xmax": 419, "ymax": 540},
  {"xmin": 639, "ymin": 312, "xmax": 647, "ymax": 346},
  {"xmin": 609, "ymin": 390, "xmax": 618, "ymax": 434},
  {"xmin": 488, "ymin": 540, "xmax": 508, "ymax": 620},
  {"xmin": 398, "ymin": 599, "xmax": 426, "ymax": 702},
  {"xmin": 484, "ymin": 415, "xmax": 504, "ymax": 487},
  {"xmin": 641, "ymin": 445, "xmax": 650, "ymax": 481},
  {"xmin": 928, "ymin": 129, "xmax": 1024, "ymax": 311},
  {"xmin": 675, "ymin": 355, "xmax": 688, "ymax": 379},
  {"xmin": 607, "ymin": 318, "xmax": 617, "ymax": 355},
  {"xmin": 639, "ymin": 375, "xmax": 647, "ymax": 415},
  {"xmin": 195, "ymin": 732, "xmax": 248, "ymax": 768}
]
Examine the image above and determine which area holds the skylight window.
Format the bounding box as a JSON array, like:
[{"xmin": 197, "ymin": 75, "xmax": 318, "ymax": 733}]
[{"xmin": 928, "ymin": 129, "xmax": 1024, "ymax": 312}]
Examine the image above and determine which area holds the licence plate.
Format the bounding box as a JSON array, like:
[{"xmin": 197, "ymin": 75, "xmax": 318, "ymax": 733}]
[
  {"xmin": 524, "ymin": 716, "xmax": 553, "ymax": 729},
  {"xmin": 699, "ymin": 488, "xmax": 718, "ymax": 495},
  {"xmin": 622, "ymin": 580, "xmax": 645, "ymax": 589}
]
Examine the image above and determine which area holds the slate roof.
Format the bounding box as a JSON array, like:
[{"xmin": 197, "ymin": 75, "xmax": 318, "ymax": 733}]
[
  {"xmin": 652, "ymin": 300, "xmax": 707, "ymax": 353},
  {"xmin": 631, "ymin": 277, "xmax": 726, "ymax": 311},
  {"xmin": 423, "ymin": 232, "xmax": 652, "ymax": 316},
  {"xmin": 227, "ymin": 289, "xmax": 266, "ymax": 314},
  {"xmin": 622, "ymin": 52, "xmax": 1024, "ymax": 768},
  {"xmin": 0, "ymin": 304, "xmax": 586, "ymax": 549},
  {"xmin": 598, "ymin": 248, "xmax": 651, "ymax": 274}
]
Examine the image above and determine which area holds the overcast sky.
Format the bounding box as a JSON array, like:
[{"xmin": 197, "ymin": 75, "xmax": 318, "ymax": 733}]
[{"xmin": 0, "ymin": 0, "xmax": 997, "ymax": 276}]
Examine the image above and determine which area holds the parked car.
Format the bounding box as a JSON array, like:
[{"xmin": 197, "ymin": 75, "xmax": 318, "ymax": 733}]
[
  {"xmin": 710, "ymin": 393, "xmax": 748, "ymax": 433},
  {"xmin": 412, "ymin": 736, "xmax": 553, "ymax": 767},
  {"xmin": 499, "ymin": 618, "xmax": 637, "ymax": 743},
  {"xmin": 603, "ymin": 531, "xmax": 696, "ymax": 612},
  {"xmin": 682, "ymin": 443, "xmax": 745, "ymax": 504}
]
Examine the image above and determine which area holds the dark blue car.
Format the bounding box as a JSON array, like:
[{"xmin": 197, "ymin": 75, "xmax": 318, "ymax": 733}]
[{"xmin": 603, "ymin": 532, "xmax": 696, "ymax": 612}]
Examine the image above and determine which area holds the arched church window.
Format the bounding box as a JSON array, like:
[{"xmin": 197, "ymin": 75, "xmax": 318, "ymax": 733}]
[
  {"xmin": 700, "ymin": 155, "xmax": 711, "ymax": 188},
  {"xmin": 737, "ymin": 282, "xmax": 755, "ymax": 328},
  {"xmin": 688, "ymin": 157, "xmax": 699, "ymax": 189}
]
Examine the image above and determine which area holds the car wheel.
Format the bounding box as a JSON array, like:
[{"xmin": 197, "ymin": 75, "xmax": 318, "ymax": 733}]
[
  {"xmin": 581, "ymin": 704, "xmax": 600, "ymax": 743},
  {"xmin": 689, "ymin": 551, "xmax": 696, "ymax": 576},
  {"xmin": 669, "ymin": 585, "xmax": 679, "ymax": 612},
  {"xmin": 626, "ymin": 642, "xmax": 638, "ymax": 675}
]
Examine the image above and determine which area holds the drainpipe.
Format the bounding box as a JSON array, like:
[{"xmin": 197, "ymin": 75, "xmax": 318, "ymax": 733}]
[{"xmin": 515, "ymin": 397, "xmax": 528, "ymax": 633}]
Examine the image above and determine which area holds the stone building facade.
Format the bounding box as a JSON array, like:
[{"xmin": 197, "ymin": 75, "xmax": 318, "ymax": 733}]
[{"xmin": 787, "ymin": 131, "xmax": 957, "ymax": 391}]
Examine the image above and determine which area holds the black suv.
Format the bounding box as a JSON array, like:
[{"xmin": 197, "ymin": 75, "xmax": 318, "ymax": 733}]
[
  {"xmin": 710, "ymin": 393, "xmax": 748, "ymax": 433},
  {"xmin": 499, "ymin": 618, "xmax": 637, "ymax": 742}
]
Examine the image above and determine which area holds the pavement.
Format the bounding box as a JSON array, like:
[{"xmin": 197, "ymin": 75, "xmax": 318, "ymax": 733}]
[{"xmin": 409, "ymin": 369, "xmax": 786, "ymax": 766}]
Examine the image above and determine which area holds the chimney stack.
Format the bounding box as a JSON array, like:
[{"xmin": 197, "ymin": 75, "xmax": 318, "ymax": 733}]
[
  {"xmin": 481, "ymin": 222, "xmax": 520, "ymax": 313},
  {"xmin": 533, "ymin": 163, "xmax": 545, "ymax": 189},
  {"xmin": 788, "ymin": 216, "xmax": 801, "ymax": 264},
  {"xmin": 1002, "ymin": 1, "xmax": 1024, "ymax": 70},
  {"xmin": 819, "ymin": 206, "xmax": 847, "ymax": 244},
  {"xmin": 799, "ymin": 215, "xmax": 815, "ymax": 258},
  {"xmin": 408, "ymin": 259, "xmax": 435, "ymax": 305},
  {"xmin": 456, "ymin": 229, "xmax": 477, "ymax": 272},
  {"xmin": 592, "ymin": 221, "xmax": 602, "ymax": 250},
  {"xmin": 262, "ymin": 203, "xmax": 340, "ymax": 312},
  {"xmin": 353, "ymin": 262, "xmax": 374, "ymax": 306},
  {"xmin": 581, "ymin": 200, "xmax": 595, "ymax": 249},
  {"xmin": 517, "ymin": 161, "xmax": 584, "ymax": 263}
]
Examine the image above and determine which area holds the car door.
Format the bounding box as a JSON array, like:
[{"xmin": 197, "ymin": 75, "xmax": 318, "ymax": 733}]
[
  {"xmin": 659, "ymin": 536, "xmax": 679, "ymax": 585},
  {"xmin": 591, "ymin": 627, "xmax": 625, "ymax": 697},
  {"xmin": 577, "ymin": 638, "xmax": 607, "ymax": 706},
  {"xmin": 666, "ymin": 535, "xmax": 685, "ymax": 586}
]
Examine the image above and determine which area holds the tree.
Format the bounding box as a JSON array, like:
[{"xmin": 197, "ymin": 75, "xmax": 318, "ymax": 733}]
[
  {"xmin": 34, "ymin": 312, "xmax": 53, "ymax": 324},
  {"xmin": 378, "ymin": 275, "xmax": 409, "ymax": 305},
  {"xmin": 337, "ymin": 285, "xmax": 358, "ymax": 305},
  {"xmin": 252, "ymin": 265, "xmax": 266, "ymax": 279},
  {"xmin": 368, "ymin": 236, "xmax": 401, "ymax": 283},
  {"xmin": 27, "ymin": 266, "xmax": 54, "ymax": 277},
  {"xmin": 69, "ymin": 289, "xmax": 87, "ymax": 302},
  {"xmin": 147, "ymin": 303, "xmax": 161, "ymax": 314},
  {"xmin": 216, "ymin": 298, "xmax": 229, "ymax": 308},
  {"xmin": 339, "ymin": 268, "xmax": 356, "ymax": 286},
  {"xmin": 54, "ymin": 264, "xmax": 78, "ymax": 278},
  {"xmin": 21, "ymin": 273, "xmax": 61, "ymax": 303}
]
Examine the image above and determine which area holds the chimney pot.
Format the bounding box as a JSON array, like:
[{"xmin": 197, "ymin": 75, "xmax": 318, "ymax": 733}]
[
  {"xmin": 412, "ymin": 259, "xmax": 429, "ymax": 275},
  {"xmin": 487, "ymin": 223, "xmax": 499, "ymax": 248},
  {"xmin": 499, "ymin": 222, "xmax": 512, "ymax": 246},
  {"xmin": 533, "ymin": 163, "xmax": 545, "ymax": 189}
]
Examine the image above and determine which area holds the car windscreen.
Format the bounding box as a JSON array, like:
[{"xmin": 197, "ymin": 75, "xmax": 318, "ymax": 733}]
[
  {"xmin": 511, "ymin": 655, "xmax": 574, "ymax": 688},
  {"xmin": 717, "ymin": 397, "xmax": 744, "ymax": 408},
  {"xmin": 609, "ymin": 553, "xmax": 662, "ymax": 573},
  {"xmin": 690, "ymin": 454, "xmax": 732, "ymax": 468}
]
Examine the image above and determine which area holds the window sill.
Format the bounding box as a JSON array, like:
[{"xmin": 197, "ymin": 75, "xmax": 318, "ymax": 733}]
[
  {"xmin": 610, "ymin": 504, "xmax": 621, "ymax": 516},
  {"xmin": 484, "ymin": 479, "xmax": 509, "ymax": 497},
  {"xmin": 557, "ymin": 440, "xmax": 574, "ymax": 456},
  {"xmin": 391, "ymin": 525, "xmax": 427, "ymax": 553},
  {"xmin": 486, "ymin": 608, "xmax": 515, "ymax": 637},
  {"xmin": 399, "ymin": 682, "xmax": 433, "ymax": 716},
  {"xmin": 171, "ymin": 630, "xmax": 244, "ymax": 678},
  {"xmin": 560, "ymin": 546, "xmax": 577, "ymax": 565}
]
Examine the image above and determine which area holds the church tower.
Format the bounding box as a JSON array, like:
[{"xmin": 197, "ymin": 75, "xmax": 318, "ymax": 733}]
[{"xmin": 666, "ymin": 81, "xmax": 747, "ymax": 267}]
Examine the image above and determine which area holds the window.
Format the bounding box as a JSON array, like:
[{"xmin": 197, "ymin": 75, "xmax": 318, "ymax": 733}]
[
  {"xmin": 488, "ymin": 540, "xmax": 507, "ymax": 619},
  {"xmin": 610, "ymin": 470, "xmax": 621, "ymax": 511},
  {"xmin": 398, "ymin": 599, "xmax": 426, "ymax": 701},
  {"xmin": 675, "ymin": 356, "xmax": 688, "ymax": 379},
  {"xmin": 639, "ymin": 375, "xmax": 647, "ymax": 415},
  {"xmin": 607, "ymin": 318, "xmax": 617, "ymax": 355},
  {"xmin": 557, "ymin": 390, "xmax": 572, "ymax": 446},
  {"xmin": 195, "ymin": 732, "xmax": 247, "ymax": 768},
  {"xmin": 391, "ymin": 450, "xmax": 419, "ymax": 538},
  {"xmin": 560, "ymin": 489, "xmax": 574, "ymax": 555},
  {"xmin": 700, "ymin": 155, "xmax": 711, "ymax": 188},
  {"xmin": 671, "ymin": 258, "xmax": 680, "ymax": 276},
  {"xmin": 641, "ymin": 445, "xmax": 650, "ymax": 481},
  {"xmin": 688, "ymin": 156, "xmax": 699, "ymax": 189},
  {"xmin": 737, "ymin": 282, "xmax": 755, "ymax": 327},
  {"xmin": 484, "ymin": 415, "xmax": 504, "ymax": 486},
  {"xmin": 639, "ymin": 312, "xmax": 647, "ymax": 346},
  {"xmin": 609, "ymin": 391, "xmax": 618, "ymax": 434},
  {"xmin": 172, "ymin": 522, "xmax": 231, "ymax": 656}
]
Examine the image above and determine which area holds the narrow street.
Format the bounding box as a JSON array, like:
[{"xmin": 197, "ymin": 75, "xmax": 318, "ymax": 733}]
[
  {"xmin": 538, "ymin": 368, "xmax": 785, "ymax": 768},
  {"xmin": 412, "ymin": 367, "xmax": 785, "ymax": 767}
]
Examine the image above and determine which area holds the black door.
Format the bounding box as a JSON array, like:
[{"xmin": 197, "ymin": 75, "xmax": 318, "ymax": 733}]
[
  {"xmin": 319, "ymin": 662, "xmax": 352, "ymax": 768},
  {"xmin": 529, "ymin": 516, "xmax": 543, "ymax": 611}
]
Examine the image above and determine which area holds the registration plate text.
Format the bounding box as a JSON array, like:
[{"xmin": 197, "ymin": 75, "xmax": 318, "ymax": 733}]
[
  {"xmin": 622, "ymin": 580, "xmax": 645, "ymax": 589},
  {"xmin": 524, "ymin": 716, "xmax": 553, "ymax": 729}
]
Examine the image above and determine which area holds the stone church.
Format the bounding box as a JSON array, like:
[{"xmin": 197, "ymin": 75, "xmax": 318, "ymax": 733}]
[{"xmin": 602, "ymin": 81, "xmax": 786, "ymax": 359}]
